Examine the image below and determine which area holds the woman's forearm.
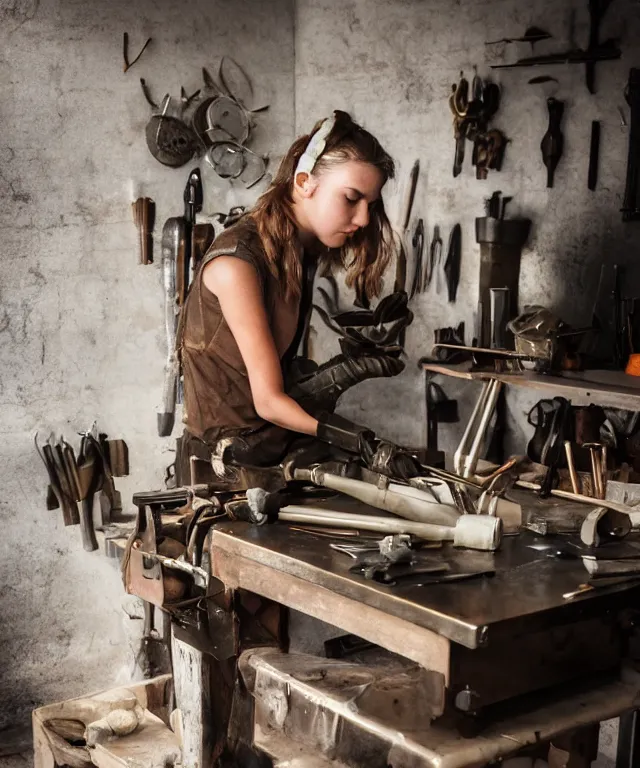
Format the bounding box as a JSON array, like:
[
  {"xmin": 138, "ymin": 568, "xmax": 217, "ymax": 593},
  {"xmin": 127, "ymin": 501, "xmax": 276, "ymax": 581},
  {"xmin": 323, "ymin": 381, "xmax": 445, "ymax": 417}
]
[{"xmin": 254, "ymin": 392, "xmax": 319, "ymax": 436}]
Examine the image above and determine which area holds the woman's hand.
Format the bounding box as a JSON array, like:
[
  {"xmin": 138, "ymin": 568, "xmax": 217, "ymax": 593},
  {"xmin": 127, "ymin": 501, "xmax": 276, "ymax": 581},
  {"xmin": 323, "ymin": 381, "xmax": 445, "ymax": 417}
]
[{"xmin": 202, "ymin": 256, "xmax": 319, "ymax": 436}]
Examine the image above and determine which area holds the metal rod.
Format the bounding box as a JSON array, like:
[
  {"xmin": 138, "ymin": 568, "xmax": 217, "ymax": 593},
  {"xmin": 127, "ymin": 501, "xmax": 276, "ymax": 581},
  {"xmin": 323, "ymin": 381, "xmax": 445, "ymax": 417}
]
[
  {"xmin": 454, "ymin": 381, "xmax": 493, "ymax": 475},
  {"xmin": 418, "ymin": 465, "xmax": 482, "ymax": 489},
  {"xmin": 516, "ymin": 480, "xmax": 633, "ymax": 515},
  {"xmin": 463, "ymin": 379, "xmax": 503, "ymax": 478},
  {"xmin": 563, "ymin": 441, "xmax": 581, "ymax": 494},
  {"xmin": 279, "ymin": 506, "xmax": 454, "ymax": 540}
]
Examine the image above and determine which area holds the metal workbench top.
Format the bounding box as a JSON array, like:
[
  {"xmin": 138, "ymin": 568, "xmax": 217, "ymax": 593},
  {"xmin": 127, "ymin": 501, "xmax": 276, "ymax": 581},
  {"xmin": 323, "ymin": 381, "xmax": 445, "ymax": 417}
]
[{"xmin": 210, "ymin": 498, "xmax": 640, "ymax": 649}]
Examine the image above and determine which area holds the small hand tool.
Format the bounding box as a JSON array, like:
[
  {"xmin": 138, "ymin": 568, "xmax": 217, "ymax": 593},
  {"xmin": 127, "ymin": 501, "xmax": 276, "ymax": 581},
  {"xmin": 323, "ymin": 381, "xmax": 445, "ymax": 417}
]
[
  {"xmin": 622, "ymin": 69, "xmax": 640, "ymax": 222},
  {"xmin": 424, "ymin": 225, "xmax": 442, "ymax": 291},
  {"xmin": 444, "ymin": 223, "xmax": 462, "ymax": 303},
  {"xmin": 588, "ymin": 120, "xmax": 601, "ymax": 191},
  {"xmin": 394, "ymin": 160, "xmax": 419, "ymax": 294},
  {"xmin": 409, "ymin": 218, "xmax": 425, "ymax": 299},
  {"xmin": 584, "ymin": 442, "xmax": 605, "ymax": 499},
  {"xmin": 76, "ymin": 435, "xmax": 100, "ymax": 552},
  {"xmin": 132, "ymin": 197, "xmax": 155, "ymax": 265},
  {"xmin": 563, "ymin": 440, "xmax": 581, "ymax": 494},
  {"xmin": 541, "ymin": 97, "xmax": 565, "ymax": 188}
]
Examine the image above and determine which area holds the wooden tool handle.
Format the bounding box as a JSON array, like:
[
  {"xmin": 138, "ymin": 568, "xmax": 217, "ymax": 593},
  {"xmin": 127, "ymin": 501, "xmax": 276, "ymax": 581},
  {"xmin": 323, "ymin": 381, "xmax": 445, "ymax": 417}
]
[{"xmin": 80, "ymin": 498, "xmax": 99, "ymax": 552}]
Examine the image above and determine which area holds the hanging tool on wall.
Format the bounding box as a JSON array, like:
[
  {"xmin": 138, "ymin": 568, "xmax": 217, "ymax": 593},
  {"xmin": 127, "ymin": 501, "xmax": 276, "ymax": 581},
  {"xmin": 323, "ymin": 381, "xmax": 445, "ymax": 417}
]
[
  {"xmin": 34, "ymin": 433, "xmax": 80, "ymax": 526},
  {"xmin": 450, "ymin": 74, "xmax": 469, "ymax": 177},
  {"xmin": 423, "ymin": 224, "xmax": 442, "ymax": 292},
  {"xmin": 585, "ymin": 0, "xmax": 614, "ymax": 94},
  {"xmin": 622, "ymin": 69, "xmax": 640, "ymax": 222},
  {"xmin": 491, "ymin": 41, "xmax": 620, "ymax": 71},
  {"xmin": 158, "ymin": 218, "xmax": 182, "ymax": 438},
  {"xmin": 122, "ymin": 32, "xmax": 152, "ymax": 73},
  {"xmin": 443, "ymin": 223, "xmax": 461, "ymax": 303},
  {"xmin": 35, "ymin": 427, "xmax": 129, "ymax": 550},
  {"xmin": 409, "ymin": 218, "xmax": 425, "ymax": 300},
  {"xmin": 540, "ymin": 97, "xmax": 565, "ymax": 188},
  {"xmin": 76, "ymin": 433, "xmax": 101, "ymax": 552},
  {"xmin": 177, "ymin": 168, "xmax": 204, "ymax": 306},
  {"xmin": 485, "ymin": 26, "xmax": 551, "ymax": 46},
  {"xmin": 131, "ymin": 197, "xmax": 155, "ymax": 265},
  {"xmin": 588, "ymin": 120, "xmax": 601, "ymax": 191},
  {"xmin": 145, "ymin": 95, "xmax": 199, "ymax": 169},
  {"xmin": 448, "ymin": 71, "xmax": 505, "ymax": 179},
  {"xmin": 490, "ymin": 2, "xmax": 620, "ymax": 91},
  {"xmin": 158, "ymin": 169, "xmax": 214, "ymax": 437},
  {"xmin": 394, "ymin": 160, "xmax": 419, "ymax": 295}
]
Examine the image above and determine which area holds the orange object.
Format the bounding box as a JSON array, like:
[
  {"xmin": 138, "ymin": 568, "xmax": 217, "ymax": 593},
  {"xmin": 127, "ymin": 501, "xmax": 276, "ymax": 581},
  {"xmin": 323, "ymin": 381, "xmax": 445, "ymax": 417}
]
[{"xmin": 625, "ymin": 354, "xmax": 640, "ymax": 376}]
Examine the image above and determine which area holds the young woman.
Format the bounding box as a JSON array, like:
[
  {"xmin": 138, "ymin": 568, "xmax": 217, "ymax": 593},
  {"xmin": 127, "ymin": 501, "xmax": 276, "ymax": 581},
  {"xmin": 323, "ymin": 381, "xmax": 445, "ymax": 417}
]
[{"xmin": 177, "ymin": 110, "xmax": 408, "ymax": 482}]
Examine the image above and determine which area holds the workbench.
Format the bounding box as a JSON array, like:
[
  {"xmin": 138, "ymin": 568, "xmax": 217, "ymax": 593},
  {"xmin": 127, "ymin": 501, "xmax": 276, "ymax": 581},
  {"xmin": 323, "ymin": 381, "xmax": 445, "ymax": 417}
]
[
  {"xmin": 208, "ymin": 499, "xmax": 640, "ymax": 768},
  {"xmin": 113, "ymin": 363, "xmax": 640, "ymax": 767}
]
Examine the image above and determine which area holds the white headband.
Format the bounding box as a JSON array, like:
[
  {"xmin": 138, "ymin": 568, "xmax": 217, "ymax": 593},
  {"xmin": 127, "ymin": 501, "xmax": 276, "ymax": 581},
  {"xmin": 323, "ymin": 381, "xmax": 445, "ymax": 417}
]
[{"xmin": 294, "ymin": 112, "xmax": 337, "ymax": 176}]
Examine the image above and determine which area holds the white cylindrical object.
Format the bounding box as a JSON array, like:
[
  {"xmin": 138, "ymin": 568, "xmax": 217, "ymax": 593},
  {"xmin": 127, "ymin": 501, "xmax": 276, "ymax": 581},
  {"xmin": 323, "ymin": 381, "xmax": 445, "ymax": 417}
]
[
  {"xmin": 279, "ymin": 506, "xmax": 502, "ymax": 551},
  {"xmin": 279, "ymin": 506, "xmax": 454, "ymax": 540},
  {"xmin": 453, "ymin": 514, "xmax": 502, "ymax": 551},
  {"xmin": 317, "ymin": 472, "xmax": 460, "ymax": 526}
]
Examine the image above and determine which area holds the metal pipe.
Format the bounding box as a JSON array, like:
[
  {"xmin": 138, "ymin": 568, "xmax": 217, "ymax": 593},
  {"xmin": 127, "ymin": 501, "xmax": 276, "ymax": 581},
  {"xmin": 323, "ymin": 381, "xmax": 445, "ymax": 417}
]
[
  {"xmin": 563, "ymin": 441, "xmax": 580, "ymax": 494},
  {"xmin": 310, "ymin": 471, "xmax": 460, "ymax": 527},
  {"xmin": 279, "ymin": 506, "xmax": 455, "ymax": 540},
  {"xmin": 280, "ymin": 506, "xmax": 502, "ymax": 550},
  {"xmin": 454, "ymin": 381, "xmax": 493, "ymax": 475},
  {"xmin": 462, "ymin": 379, "xmax": 503, "ymax": 478}
]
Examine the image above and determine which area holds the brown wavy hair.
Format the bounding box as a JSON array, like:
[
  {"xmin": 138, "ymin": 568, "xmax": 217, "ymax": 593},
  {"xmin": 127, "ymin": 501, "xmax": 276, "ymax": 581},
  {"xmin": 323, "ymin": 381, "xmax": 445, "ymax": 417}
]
[{"xmin": 249, "ymin": 110, "xmax": 396, "ymax": 307}]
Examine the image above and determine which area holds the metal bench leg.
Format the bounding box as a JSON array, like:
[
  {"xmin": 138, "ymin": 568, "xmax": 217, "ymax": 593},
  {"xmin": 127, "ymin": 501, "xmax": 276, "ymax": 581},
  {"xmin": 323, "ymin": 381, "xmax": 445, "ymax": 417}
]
[{"xmin": 616, "ymin": 710, "xmax": 640, "ymax": 768}]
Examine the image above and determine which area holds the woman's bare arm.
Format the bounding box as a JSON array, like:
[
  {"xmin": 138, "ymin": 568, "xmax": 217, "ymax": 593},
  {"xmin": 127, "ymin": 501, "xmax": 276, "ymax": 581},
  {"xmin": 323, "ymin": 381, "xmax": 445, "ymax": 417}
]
[{"xmin": 202, "ymin": 256, "xmax": 319, "ymax": 436}]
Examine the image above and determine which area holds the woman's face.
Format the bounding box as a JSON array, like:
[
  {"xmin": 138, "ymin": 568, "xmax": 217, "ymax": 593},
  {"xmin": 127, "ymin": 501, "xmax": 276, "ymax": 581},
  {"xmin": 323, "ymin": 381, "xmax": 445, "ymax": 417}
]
[{"xmin": 298, "ymin": 160, "xmax": 384, "ymax": 249}]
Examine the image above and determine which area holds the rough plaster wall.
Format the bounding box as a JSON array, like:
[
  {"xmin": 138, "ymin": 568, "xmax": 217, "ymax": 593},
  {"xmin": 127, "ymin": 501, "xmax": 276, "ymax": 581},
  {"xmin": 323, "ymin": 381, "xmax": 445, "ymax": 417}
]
[
  {"xmin": 296, "ymin": 1, "xmax": 640, "ymax": 764},
  {"xmin": 297, "ymin": 0, "xmax": 640, "ymax": 460},
  {"xmin": 0, "ymin": 0, "xmax": 294, "ymax": 731}
]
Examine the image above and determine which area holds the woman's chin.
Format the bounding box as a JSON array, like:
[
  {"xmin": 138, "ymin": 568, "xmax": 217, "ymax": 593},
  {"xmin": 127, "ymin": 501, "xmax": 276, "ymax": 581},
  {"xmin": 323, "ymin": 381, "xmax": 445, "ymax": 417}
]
[{"xmin": 321, "ymin": 232, "xmax": 348, "ymax": 248}]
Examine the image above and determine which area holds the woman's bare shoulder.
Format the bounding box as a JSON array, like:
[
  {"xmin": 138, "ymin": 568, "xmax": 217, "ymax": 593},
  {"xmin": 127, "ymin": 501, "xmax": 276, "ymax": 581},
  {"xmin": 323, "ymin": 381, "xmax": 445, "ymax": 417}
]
[{"xmin": 202, "ymin": 255, "xmax": 260, "ymax": 297}]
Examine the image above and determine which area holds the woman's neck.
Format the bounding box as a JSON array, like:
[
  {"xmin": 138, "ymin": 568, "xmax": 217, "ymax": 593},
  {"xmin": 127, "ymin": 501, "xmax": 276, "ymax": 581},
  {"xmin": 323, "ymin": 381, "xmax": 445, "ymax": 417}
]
[{"xmin": 291, "ymin": 199, "xmax": 319, "ymax": 251}]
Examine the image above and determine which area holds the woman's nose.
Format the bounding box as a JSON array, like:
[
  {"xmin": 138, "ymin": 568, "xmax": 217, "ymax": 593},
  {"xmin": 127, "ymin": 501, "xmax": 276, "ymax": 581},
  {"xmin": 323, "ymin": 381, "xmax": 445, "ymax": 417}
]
[{"xmin": 353, "ymin": 200, "xmax": 369, "ymax": 229}]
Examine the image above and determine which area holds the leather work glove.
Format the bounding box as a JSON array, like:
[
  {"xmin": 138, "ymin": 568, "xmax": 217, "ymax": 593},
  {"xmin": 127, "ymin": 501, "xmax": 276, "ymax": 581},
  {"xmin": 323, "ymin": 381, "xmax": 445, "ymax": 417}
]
[
  {"xmin": 289, "ymin": 353, "xmax": 405, "ymax": 416},
  {"xmin": 316, "ymin": 412, "xmax": 422, "ymax": 480}
]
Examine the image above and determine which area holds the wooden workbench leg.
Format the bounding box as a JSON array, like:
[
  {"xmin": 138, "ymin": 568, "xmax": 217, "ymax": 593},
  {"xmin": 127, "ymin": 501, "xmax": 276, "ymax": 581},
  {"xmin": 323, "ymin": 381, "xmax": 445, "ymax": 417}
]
[
  {"xmin": 548, "ymin": 724, "xmax": 600, "ymax": 767},
  {"xmin": 171, "ymin": 627, "xmax": 214, "ymax": 768}
]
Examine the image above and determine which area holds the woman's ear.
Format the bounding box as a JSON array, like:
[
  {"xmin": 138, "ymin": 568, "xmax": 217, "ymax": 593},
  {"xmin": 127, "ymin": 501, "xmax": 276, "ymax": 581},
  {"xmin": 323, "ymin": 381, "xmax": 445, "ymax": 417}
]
[{"xmin": 294, "ymin": 171, "xmax": 319, "ymax": 199}]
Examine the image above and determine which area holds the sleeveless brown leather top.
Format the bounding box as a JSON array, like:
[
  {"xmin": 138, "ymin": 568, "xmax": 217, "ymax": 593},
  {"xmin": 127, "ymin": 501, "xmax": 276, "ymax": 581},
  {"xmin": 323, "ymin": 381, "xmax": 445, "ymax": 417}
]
[{"xmin": 179, "ymin": 216, "xmax": 304, "ymax": 443}]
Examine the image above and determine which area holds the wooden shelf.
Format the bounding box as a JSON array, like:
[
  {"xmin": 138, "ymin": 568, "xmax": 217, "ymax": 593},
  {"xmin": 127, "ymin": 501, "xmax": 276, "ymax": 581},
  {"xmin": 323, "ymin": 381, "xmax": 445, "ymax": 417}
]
[{"xmin": 422, "ymin": 362, "xmax": 640, "ymax": 411}]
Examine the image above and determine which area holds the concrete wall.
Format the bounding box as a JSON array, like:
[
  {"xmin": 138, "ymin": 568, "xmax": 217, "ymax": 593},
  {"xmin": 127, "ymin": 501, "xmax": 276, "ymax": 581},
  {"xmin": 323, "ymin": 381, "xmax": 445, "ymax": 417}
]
[
  {"xmin": 0, "ymin": 0, "xmax": 294, "ymax": 731},
  {"xmin": 296, "ymin": 2, "xmax": 640, "ymax": 764},
  {"xmin": 298, "ymin": 0, "xmax": 640, "ymax": 462}
]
